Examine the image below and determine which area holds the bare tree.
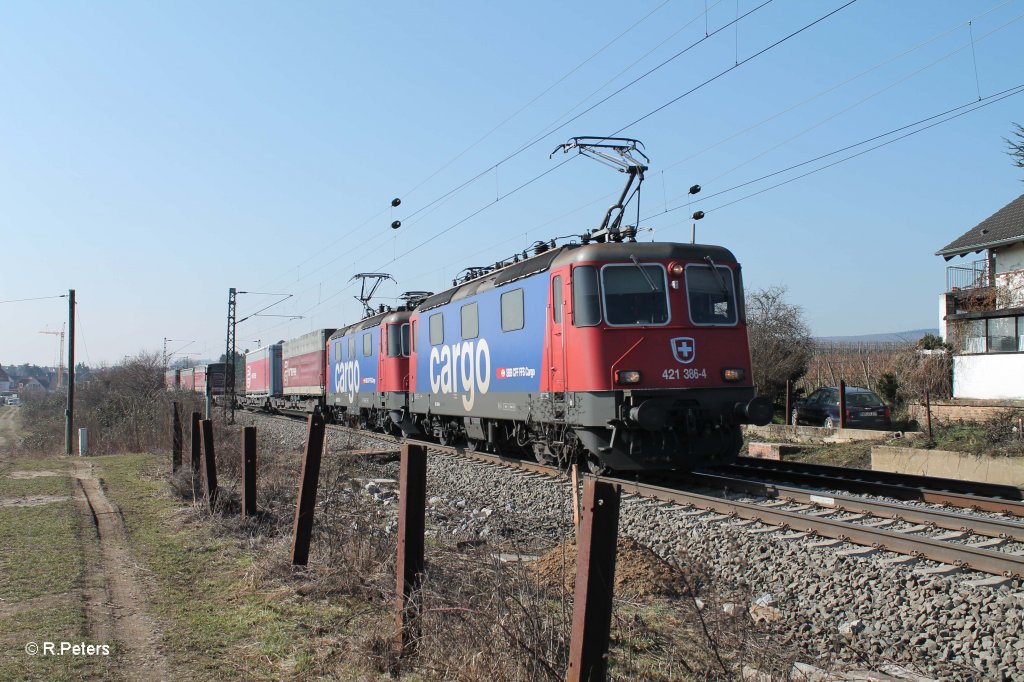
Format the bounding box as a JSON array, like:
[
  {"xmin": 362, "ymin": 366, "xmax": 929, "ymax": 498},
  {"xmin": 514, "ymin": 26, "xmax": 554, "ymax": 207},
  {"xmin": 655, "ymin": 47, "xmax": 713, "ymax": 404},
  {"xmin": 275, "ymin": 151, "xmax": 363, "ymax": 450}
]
[
  {"xmin": 1007, "ymin": 122, "xmax": 1024, "ymax": 176},
  {"xmin": 745, "ymin": 286, "xmax": 814, "ymax": 404}
]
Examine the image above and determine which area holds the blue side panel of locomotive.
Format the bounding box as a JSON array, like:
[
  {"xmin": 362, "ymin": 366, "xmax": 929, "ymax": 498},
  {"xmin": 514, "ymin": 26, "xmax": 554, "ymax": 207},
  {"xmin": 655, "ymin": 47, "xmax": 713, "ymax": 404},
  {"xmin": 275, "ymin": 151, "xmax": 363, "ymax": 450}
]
[
  {"xmin": 328, "ymin": 326, "xmax": 380, "ymax": 404},
  {"xmin": 415, "ymin": 272, "xmax": 547, "ymax": 400}
]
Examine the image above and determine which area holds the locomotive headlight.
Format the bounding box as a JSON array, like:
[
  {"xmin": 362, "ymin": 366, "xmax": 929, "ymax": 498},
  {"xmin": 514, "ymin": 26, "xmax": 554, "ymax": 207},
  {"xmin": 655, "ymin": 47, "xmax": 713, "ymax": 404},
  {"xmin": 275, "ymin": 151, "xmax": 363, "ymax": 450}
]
[
  {"xmin": 722, "ymin": 368, "xmax": 745, "ymax": 382},
  {"xmin": 668, "ymin": 262, "xmax": 685, "ymax": 276},
  {"xmin": 615, "ymin": 370, "xmax": 641, "ymax": 384}
]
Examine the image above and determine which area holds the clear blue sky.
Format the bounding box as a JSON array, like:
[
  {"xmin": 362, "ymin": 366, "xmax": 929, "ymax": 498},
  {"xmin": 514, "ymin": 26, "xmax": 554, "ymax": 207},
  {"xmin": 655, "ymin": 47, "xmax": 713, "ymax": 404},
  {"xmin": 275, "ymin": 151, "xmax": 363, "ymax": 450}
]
[{"xmin": 2, "ymin": 0, "xmax": 1023, "ymax": 367}]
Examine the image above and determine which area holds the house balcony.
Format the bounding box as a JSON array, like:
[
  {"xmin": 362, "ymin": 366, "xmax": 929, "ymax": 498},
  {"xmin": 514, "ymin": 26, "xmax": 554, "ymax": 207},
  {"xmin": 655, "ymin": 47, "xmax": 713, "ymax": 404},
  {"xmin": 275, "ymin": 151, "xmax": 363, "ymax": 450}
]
[{"xmin": 945, "ymin": 259, "xmax": 995, "ymax": 313}]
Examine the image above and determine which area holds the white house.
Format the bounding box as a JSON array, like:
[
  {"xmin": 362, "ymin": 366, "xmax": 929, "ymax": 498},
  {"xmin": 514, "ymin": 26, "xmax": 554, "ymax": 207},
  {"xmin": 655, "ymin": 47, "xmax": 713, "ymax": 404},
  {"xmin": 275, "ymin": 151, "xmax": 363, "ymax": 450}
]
[
  {"xmin": 0, "ymin": 365, "xmax": 10, "ymax": 394},
  {"xmin": 937, "ymin": 193, "xmax": 1024, "ymax": 399}
]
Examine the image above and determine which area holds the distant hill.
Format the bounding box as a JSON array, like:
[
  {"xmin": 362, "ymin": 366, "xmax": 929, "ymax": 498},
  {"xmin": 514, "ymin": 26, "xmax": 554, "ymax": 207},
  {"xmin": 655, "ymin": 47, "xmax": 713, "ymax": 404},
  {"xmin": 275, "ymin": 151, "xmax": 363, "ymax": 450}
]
[{"xmin": 815, "ymin": 328, "xmax": 938, "ymax": 344}]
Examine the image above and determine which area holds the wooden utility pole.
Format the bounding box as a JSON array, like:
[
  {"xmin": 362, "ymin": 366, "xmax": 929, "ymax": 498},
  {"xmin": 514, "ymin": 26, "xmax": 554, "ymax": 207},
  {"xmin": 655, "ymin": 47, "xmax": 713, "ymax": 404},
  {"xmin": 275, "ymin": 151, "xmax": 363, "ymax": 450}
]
[{"xmin": 65, "ymin": 289, "xmax": 75, "ymax": 456}]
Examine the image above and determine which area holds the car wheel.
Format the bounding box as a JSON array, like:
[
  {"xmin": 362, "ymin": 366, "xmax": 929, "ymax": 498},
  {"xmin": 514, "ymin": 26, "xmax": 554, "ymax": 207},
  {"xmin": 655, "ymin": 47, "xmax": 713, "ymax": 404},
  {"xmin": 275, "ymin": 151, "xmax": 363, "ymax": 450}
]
[
  {"xmin": 824, "ymin": 416, "xmax": 836, "ymax": 429},
  {"xmin": 791, "ymin": 409, "xmax": 800, "ymax": 426}
]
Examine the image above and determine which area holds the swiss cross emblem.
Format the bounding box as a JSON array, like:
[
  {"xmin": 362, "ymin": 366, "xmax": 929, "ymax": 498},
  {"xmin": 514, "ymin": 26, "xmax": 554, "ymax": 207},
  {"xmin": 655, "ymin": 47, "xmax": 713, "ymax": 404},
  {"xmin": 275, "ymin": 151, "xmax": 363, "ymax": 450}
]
[{"xmin": 671, "ymin": 337, "xmax": 696, "ymax": 364}]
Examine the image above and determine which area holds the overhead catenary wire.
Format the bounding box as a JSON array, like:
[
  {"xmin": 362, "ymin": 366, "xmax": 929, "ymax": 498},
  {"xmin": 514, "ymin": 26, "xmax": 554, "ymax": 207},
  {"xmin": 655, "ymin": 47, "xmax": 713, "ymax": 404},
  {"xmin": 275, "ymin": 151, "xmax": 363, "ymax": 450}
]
[
  {"xmin": 398, "ymin": 0, "xmax": 775, "ymax": 228},
  {"xmin": 0, "ymin": 294, "xmax": 67, "ymax": 305},
  {"xmin": 248, "ymin": 0, "xmax": 676, "ymax": 296},
  {"xmin": 661, "ymin": 0, "xmax": 1013, "ymax": 174},
  {"xmin": 606, "ymin": 0, "xmax": 859, "ymax": 138},
  {"xmin": 247, "ymin": 3, "xmax": 855, "ymax": 339},
  {"xmin": 644, "ymin": 83, "xmax": 1024, "ymax": 221},
  {"xmin": 695, "ymin": 7, "xmax": 1024, "ymax": 189}
]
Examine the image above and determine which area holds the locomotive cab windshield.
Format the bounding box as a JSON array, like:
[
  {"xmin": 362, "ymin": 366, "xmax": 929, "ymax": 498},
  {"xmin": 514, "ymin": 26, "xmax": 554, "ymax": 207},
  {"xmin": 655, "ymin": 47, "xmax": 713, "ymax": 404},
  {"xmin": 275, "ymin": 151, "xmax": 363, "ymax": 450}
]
[
  {"xmin": 601, "ymin": 262, "xmax": 669, "ymax": 326},
  {"xmin": 684, "ymin": 263, "xmax": 738, "ymax": 325}
]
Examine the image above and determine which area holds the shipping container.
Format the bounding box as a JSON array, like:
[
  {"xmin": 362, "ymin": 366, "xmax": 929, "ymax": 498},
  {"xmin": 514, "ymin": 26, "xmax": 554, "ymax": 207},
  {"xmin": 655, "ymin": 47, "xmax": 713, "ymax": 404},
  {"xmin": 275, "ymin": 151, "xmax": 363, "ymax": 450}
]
[
  {"xmin": 164, "ymin": 368, "xmax": 180, "ymax": 389},
  {"xmin": 179, "ymin": 367, "xmax": 195, "ymax": 391},
  {"xmin": 241, "ymin": 344, "xmax": 282, "ymax": 408},
  {"xmin": 282, "ymin": 329, "xmax": 334, "ymax": 396}
]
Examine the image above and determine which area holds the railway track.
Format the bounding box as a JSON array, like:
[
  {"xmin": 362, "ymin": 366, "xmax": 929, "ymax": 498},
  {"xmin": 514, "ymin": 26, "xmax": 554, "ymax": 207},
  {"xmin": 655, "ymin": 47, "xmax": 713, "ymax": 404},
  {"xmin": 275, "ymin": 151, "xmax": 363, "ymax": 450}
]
[
  {"xmin": 255, "ymin": 413, "xmax": 1024, "ymax": 579},
  {"xmin": 724, "ymin": 457, "xmax": 1024, "ymax": 516}
]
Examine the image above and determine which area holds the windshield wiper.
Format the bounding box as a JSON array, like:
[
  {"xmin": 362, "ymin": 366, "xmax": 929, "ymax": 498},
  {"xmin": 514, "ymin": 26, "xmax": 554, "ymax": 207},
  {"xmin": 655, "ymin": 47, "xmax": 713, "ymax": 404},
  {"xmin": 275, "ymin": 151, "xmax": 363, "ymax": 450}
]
[
  {"xmin": 703, "ymin": 255, "xmax": 730, "ymax": 297},
  {"xmin": 630, "ymin": 255, "xmax": 658, "ymax": 292}
]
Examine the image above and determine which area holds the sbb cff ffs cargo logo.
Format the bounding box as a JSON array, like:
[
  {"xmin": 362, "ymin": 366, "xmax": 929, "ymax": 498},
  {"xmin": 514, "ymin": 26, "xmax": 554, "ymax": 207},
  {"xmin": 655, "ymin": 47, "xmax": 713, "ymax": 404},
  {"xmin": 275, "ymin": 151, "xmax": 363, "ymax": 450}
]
[{"xmin": 671, "ymin": 337, "xmax": 696, "ymax": 364}]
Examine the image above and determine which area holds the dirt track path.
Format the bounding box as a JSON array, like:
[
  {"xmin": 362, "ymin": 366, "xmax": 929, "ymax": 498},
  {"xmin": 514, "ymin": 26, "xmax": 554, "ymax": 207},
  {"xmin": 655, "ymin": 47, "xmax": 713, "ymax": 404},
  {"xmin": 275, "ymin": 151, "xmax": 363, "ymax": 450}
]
[
  {"xmin": 0, "ymin": 406, "xmax": 18, "ymax": 451},
  {"xmin": 72, "ymin": 460, "xmax": 171, "ymax": 681}
]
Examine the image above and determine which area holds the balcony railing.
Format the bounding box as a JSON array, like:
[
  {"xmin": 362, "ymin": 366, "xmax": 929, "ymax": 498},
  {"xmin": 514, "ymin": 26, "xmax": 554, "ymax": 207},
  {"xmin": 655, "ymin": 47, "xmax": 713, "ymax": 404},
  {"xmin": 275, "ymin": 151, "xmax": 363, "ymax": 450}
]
[{"xmin": 946, "ymin": 259, "xmax": 990, "ymax": 292}]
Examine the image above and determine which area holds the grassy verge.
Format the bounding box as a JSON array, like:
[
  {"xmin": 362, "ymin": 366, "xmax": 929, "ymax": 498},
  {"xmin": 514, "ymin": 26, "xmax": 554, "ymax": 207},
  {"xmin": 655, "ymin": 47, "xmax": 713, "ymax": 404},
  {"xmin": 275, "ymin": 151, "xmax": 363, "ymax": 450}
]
[
  {"xmin": 0, "ymin": 456, "xmax": 100, "ymax": 681},
  {"xmin": 93, "ymin": 454, "xmax": 390, "ymax": 681}
]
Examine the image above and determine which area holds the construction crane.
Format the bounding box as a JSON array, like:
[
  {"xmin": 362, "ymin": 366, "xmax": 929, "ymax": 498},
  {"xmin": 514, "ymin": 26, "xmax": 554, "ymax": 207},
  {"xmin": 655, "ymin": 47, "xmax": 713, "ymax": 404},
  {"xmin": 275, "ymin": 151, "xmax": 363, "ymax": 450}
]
[{"xmin": 39, "ymin": 323, "xmax": 66, "ymax": 389}]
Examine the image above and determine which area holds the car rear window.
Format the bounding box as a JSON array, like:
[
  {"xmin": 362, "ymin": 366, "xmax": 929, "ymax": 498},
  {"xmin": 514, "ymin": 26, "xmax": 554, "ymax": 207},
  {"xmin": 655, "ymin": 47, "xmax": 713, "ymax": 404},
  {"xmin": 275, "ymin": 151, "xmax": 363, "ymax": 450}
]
[{"xmin": 847, "ymin": 393, "xmax": 883, "ymax": 408}]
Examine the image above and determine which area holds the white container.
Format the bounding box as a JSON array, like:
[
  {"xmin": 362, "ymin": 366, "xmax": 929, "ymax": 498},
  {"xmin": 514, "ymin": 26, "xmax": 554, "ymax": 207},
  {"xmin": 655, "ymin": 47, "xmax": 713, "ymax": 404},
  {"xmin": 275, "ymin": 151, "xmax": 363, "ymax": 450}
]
[{"xmin": 78, "ymin": 427, "xmax": 88, "ymax": 456}]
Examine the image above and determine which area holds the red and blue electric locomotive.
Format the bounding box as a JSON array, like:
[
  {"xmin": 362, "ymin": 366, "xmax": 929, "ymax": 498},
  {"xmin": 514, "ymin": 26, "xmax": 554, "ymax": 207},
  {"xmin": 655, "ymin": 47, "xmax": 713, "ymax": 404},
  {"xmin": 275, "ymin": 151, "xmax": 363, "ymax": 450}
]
[
  {"xmin": 231, "ymin": 137, "xmax": 771, "ymax": 471},
  {"xmin": 404, "ymin": 238, "xmax": 770, "ymax": 472}
]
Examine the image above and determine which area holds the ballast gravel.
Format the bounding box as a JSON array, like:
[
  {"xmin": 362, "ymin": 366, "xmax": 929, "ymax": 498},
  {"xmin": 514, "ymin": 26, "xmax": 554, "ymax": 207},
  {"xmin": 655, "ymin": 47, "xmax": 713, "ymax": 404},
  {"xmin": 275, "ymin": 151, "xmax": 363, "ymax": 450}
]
[{"xmin": 246, "ymin": 414, "xmax": 1021, "ymax": 680}]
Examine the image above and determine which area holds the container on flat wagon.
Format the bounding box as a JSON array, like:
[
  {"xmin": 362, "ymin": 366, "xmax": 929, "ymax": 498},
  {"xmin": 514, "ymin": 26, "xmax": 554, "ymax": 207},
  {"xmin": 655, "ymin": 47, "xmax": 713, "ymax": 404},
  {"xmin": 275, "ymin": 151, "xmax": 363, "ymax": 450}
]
[
  {"xmin": 282, "ymin": 329, "xmax": 335, "ymax": 395},
  {"xmin": 194, "ymin": 365, "xmax": 208, "ymax": 394},
  {"xmin": 164, "ymin": 368, "xmax": 180, "ymax": 389},
  {"xmin": 245, "ymin": 344, "xmax": 282, "ymax": 396},
  {"xmin": 179, "ymin": 367, "xmax": 195, "ymax": 391},
  {"xmin": 199, "ymin": 360, "xmax": 228, "ymax": 393}
]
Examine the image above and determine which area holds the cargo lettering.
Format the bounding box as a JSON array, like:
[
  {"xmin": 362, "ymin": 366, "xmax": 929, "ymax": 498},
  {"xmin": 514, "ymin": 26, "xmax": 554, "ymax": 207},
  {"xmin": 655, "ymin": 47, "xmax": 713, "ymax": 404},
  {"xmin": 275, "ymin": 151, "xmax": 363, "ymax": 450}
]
[
  {"xmin": 429, "ymin": 339, "xmax": 491, "ymax": 410},
  {"xmin": 333, "ymin": 359, "xmax": 361, "ymax": 402}
]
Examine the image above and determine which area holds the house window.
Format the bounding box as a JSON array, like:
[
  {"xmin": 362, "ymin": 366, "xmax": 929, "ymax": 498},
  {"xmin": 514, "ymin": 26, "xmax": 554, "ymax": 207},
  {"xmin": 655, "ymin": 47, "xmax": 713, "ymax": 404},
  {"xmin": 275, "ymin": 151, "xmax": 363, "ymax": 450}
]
[
  {"xmin": 988, "ymin": 317, "xmax": 1017, "ymax": 353},
  {"xmin": 961, "ymin": 320, "xmax": 985, "ymax": 353},
  {"xmin": 958, "ymin": 316, "xmax": 1024, "ymax": 353}
]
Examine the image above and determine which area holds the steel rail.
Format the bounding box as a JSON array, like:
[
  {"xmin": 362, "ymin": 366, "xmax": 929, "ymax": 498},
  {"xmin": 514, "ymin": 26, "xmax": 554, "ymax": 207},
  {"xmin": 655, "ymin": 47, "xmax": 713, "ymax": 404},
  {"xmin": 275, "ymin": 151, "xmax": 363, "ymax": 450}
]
[
  {"xmin": 687, "ymin": 471, "xmax": 1024, "ymax": 542},
  {"xmin": 610, "ymin": 478, "xmax": 1024, "ymax": 578},
  {"xmin": 733, "ymin": 456, "xmax": 1024, "ymax": 500},
  {"xmin": 722, "ymin": 460, "xmax": 1024, "ymax": 516}
]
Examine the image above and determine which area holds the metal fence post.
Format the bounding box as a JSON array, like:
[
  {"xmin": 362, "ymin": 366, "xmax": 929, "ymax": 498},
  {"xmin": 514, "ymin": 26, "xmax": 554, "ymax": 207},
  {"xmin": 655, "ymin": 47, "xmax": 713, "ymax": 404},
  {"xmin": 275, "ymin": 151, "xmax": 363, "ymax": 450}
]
[
  {"xmin": 291, "ymin": 413, "xmax": 326, "ymax": 566},
  {"xmin": 395, "ymin": 441, "xmax": 427, "ymax": 659},
  {"xmin": 242, "ymin": 426, "xmax": 257, "ymax": 518},
  {"xmin": 838, "ymin": 379, "xmax": 847, "ymax": 429},
  {"xmin": 785, "ymin": 380, "xmax": 793, "ymax": 426},
  {"xmin": 566, "ymin": 476, "xmax": 622, "ymax": 682},
  {"xmin": 190, "ymin": 411, "xmax": 202, "ymax": 473},
  {"xmin": 199, "ymin": 419, "xmax": 218, "ymax": 507},
  {"xmin": 171, "ymin": 401, "xmax": 182, "ymax": 473}
]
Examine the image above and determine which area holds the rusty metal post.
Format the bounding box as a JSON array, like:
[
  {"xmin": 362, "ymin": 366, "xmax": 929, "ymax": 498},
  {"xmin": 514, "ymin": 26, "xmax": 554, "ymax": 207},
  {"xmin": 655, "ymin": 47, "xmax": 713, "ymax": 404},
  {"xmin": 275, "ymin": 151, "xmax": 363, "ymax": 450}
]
[
  {"xmin": 567, "ymin": 477, "xmax": 622, "ymax": 682},
  {"xmin": 291, "ymin": 413, "xmax": 326, "ymax": 566},
  {"xmin": 190, "ymin": 411, "xmax": 202, "ymax": 473},
  {"xmin": 926, "ymin": 390, "xmax": 934, "ymax": 444},
  {"xmin": 395, "ymin": 441, "xmax": 427, "ymax": 658},
  {"xmin": 199, "ymin": 419, "xmax": 218, "ymax": 506},
  {"xmin": 171, "ymin": 401, "xmax": 182, "ymax": 473},
  {"xmin": 241, "ymin": 426, "xmax": 256, "ymax": 518},
  {"xmin": 838, "ymin": 379, "xmax": 847, "ymax": 429},
  {"xmin": 571, "ymin": 463, "xmax": 581, "ymax": 532},
  {"xmin": 785, "ymin": 380, "xmax": 793, "ymax": 426}
]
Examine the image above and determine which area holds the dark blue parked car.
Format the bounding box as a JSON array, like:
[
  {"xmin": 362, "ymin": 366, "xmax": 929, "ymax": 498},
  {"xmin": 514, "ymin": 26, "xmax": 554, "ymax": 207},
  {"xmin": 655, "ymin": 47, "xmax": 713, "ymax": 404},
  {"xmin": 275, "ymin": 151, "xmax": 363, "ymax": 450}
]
[{"xmin": 791, "ymin": 386, "xmax": 891, "ymax": 429}]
